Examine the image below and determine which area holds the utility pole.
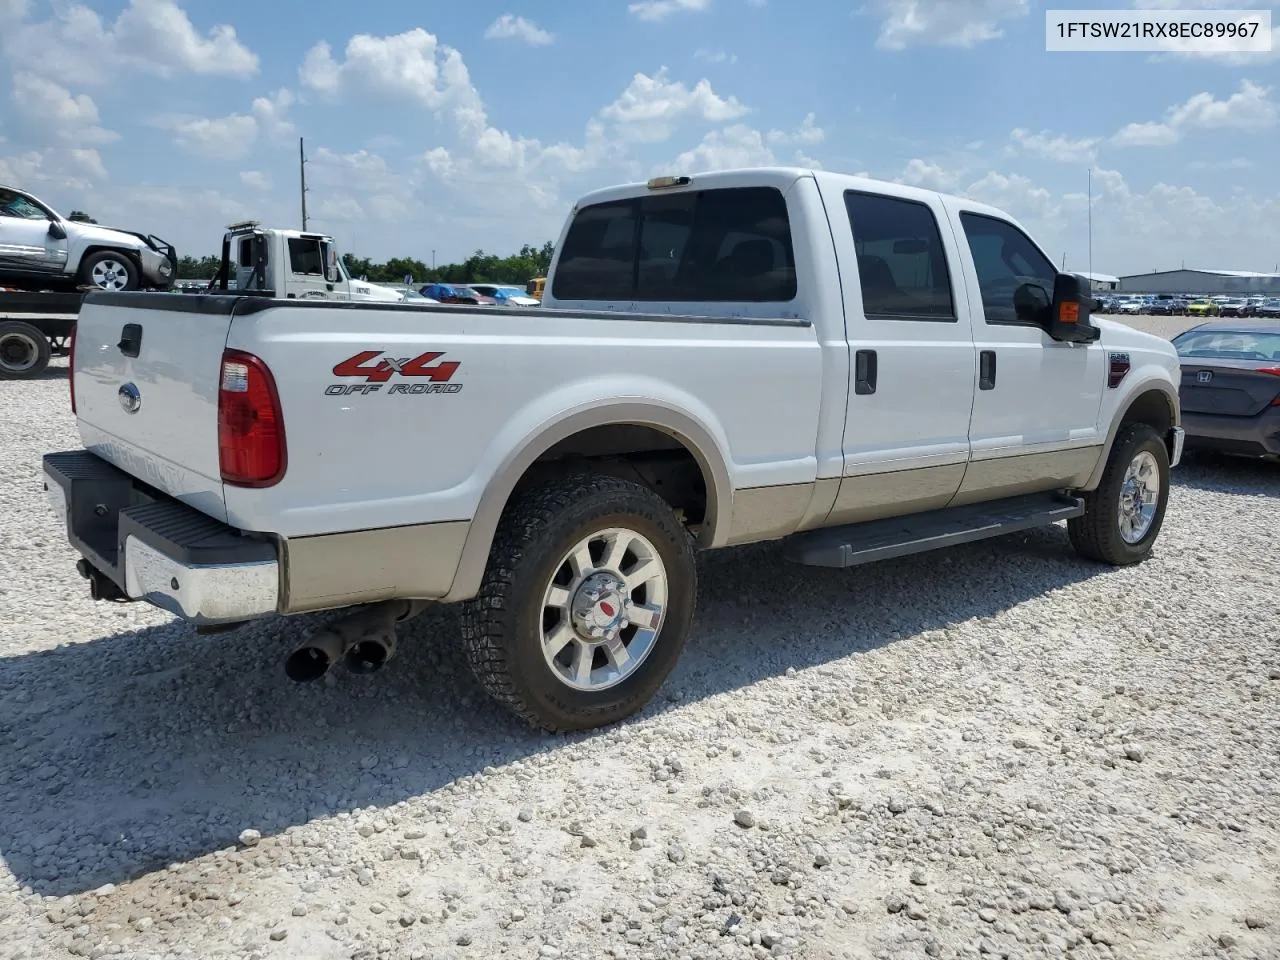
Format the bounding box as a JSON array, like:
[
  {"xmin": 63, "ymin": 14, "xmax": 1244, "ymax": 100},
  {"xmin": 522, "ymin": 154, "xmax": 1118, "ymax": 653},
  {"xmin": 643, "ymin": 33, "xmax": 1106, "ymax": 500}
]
[
  {"xmin": 1087, "ymin": 167, "xmax": 1092, "ymax": 281},
  {"xmin": 300, "ymin": 137, "xmax": 309, "ymax": 231},
  {"xmin": 432, "ymin": 249, "xmax": 436, "ymax": 270}
]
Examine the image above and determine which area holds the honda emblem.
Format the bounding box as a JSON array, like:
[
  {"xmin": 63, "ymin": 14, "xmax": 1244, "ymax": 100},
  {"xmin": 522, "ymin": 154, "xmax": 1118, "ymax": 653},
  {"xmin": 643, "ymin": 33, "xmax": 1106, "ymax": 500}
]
[{"xmin": 1197, "ymin": 370, "xmax": 1213, "ymax": 384}]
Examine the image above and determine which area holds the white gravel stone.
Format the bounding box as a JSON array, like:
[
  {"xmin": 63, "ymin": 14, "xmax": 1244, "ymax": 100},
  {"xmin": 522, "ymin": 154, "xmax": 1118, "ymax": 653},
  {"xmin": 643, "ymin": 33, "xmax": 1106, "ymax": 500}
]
[{"xmin": 2, "ymin": 343, "xmax": 1278, "ymax": 958}]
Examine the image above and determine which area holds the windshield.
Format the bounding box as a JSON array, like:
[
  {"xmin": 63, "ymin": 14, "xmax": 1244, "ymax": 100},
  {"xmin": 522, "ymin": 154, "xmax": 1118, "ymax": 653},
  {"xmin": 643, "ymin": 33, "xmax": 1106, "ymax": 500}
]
[{"xmin": 1173, "ymin": 329, "xmax": 1280, "ymax": 361}]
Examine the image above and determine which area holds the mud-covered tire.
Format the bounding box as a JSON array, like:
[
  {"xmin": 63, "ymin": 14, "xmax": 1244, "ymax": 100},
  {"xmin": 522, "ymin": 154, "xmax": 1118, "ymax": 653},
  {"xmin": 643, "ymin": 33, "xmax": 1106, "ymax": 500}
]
[
  {"xmin": 0, "ymin": 321, "xmax": 51, "ymax": 379},
  {"xmin": 1069, "ymin": 423, "xmax": 1170, "ymax": 565},
  {"xmin": 77, "ymin": 250, "xmax": 140, "ymax": 292},
  {"xmin": 460, "ymin": 472, "xmax": 697, "ymax": 733}
]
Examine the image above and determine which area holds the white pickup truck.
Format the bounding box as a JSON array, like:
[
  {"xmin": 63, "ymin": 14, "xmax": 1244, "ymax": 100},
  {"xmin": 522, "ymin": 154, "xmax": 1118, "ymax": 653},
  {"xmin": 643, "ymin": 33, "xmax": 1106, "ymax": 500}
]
[{"xmin": 43, "ymin": 166, "xmax": 1184, "ymax": 732}]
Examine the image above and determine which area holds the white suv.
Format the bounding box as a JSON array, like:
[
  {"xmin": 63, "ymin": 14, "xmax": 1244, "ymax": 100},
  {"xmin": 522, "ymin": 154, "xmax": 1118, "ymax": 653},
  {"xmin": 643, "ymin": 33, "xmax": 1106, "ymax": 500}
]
[{"xmin": 0, "ymin": 184, "xmax": 176, "ymax": 292}]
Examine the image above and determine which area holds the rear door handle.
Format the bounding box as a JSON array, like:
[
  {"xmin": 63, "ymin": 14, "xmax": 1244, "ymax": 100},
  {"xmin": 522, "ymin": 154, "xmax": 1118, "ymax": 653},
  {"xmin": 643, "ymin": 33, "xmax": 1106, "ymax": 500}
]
[
  {"xmin": 854, "ymin": 349, "xmax": 877, "ymax": 395},
  {"xmin": 117, "ymin": 323, "xmax": 142, "ymax": 358},
  {"xmin": 979, "ymin": 350, "xmax": 996, "ymax": 390}
]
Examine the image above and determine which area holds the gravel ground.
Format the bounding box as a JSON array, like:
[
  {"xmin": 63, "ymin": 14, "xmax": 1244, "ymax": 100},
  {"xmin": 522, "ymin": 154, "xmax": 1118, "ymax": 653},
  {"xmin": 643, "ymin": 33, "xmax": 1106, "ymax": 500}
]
[{"xmin": 1, "ymin": 329, "xmax": 1278, "ymax": 960}]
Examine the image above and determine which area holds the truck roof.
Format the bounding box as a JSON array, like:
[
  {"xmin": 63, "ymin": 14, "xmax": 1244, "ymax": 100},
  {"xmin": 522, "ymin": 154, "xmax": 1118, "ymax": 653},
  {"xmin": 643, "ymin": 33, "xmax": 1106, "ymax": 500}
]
[{"xmin": 569, "ymin": 165, "xmax": 1020, "ymax": 227}]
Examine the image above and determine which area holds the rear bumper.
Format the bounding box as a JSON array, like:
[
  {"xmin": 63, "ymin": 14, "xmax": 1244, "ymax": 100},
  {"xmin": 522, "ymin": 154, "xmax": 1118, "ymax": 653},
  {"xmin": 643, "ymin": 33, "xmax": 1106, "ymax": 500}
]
[
  {"xmin": 42, "ymin": 450, "xmax": 279, "ymax": 623},
  {"xmin": 1182, "ymin": 407, "xmax": 1280, "ymax": 457}
]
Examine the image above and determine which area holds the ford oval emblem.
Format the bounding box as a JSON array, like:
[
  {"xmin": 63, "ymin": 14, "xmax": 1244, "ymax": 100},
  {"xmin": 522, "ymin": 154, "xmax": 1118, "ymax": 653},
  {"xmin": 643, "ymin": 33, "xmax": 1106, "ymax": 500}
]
[{"xmin": 118, "ymin": 382, "xmax": 142, "ymax": 414}]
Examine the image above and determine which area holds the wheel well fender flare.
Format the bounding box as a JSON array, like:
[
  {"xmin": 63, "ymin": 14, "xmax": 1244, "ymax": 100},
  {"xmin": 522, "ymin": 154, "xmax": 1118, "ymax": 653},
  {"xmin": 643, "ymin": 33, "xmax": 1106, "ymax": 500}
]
[
  {"xmin": 1083, "ymin": 381, "xmax": 1179, "ymax": 491},
  {"xmin": 441, "ymin": 401, "xmax": 734, "ymax": 602}
]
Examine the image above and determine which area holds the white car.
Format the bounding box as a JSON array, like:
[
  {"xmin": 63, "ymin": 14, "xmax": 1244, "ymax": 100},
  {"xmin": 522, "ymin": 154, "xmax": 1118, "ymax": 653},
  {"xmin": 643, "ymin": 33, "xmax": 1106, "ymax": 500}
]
[
  {"xmin": 0, "ymin": 184, "xmax": 175, "ymax": 291},
  {"xmin": 468, "ymin": 283, "xmax": 541, "ymax": 306},
  {"xmin": 45, "ymin": 166, "xmax": 1184, "ymax": 733}
]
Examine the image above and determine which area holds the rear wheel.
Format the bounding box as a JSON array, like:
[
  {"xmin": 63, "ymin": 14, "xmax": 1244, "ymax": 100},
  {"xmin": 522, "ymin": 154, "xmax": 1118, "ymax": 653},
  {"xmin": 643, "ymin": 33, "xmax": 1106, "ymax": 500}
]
[
  {"xmin": 78, "ymin": 250, "xmax": 140, "ymax": 292},
  {"xmin": 1069, "ymin": 423, "xmax": 1170, "ymax": 565},
  {"xmin": 0, "ymin": 321, "xmax": 51, "ymax": 379},
  {"xmin": 460, "ymin": 472, "xmax": 697, "ymax": 732}
]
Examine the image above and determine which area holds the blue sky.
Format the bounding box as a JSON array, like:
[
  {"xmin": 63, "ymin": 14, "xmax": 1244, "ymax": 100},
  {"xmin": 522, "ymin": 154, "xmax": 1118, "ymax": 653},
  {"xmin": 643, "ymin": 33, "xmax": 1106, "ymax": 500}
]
[{"xmin": 1, "ymin": 0, "xmax": 1277, "ymax": 275}]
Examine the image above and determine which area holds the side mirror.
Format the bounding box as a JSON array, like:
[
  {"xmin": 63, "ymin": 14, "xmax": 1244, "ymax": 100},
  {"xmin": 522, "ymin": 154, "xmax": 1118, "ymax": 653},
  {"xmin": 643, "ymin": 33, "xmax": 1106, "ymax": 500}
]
[
  {"xmin": 1013, "ymin": 281, "xmax": 1051, "ymax": 325},
  {"xmin": 47, "ymin": 221, "xmax": 67, "ymax": 240},
  {"xmin": 1047, "ymin": 272, "xmax": 1100, "ymax": 343}
]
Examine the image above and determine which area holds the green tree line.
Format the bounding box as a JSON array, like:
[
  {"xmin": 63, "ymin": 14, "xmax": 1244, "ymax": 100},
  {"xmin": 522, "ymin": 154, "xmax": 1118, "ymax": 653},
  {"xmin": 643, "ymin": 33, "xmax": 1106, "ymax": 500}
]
[{"xmin": 175, "ymin": 241, "xmax": 555, "ymax": 285}]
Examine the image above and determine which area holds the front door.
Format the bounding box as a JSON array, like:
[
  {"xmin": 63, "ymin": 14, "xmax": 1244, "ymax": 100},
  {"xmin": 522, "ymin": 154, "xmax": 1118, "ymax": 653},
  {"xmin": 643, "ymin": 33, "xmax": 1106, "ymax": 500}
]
[
  {"xmin": 817, "ymin": 181, "xmax": 978, "ymax": 524},
  {"xmin": 946, "ymin": 202, "xmax": 1105, "ymax": 502},
  {"xmin": 0, "ymin": 188, "xmax": 66, "ymax": 275}
]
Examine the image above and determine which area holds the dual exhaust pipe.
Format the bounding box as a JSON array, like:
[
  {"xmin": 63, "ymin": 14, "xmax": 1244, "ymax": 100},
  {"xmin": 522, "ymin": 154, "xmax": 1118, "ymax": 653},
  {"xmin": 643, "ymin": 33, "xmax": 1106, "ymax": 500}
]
[{"xmin": 284, "ymin": 600, "xmax": 429, "ymax": 683}]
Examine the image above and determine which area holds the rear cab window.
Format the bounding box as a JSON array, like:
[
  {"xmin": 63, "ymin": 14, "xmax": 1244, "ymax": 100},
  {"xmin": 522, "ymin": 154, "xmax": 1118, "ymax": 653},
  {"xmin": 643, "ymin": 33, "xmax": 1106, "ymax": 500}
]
[
  {"xmin": 551, "ymin": 186, "xmax": 797, "ymax": 303},
  {"xmin": 844, "ymin": 191, "xmax": 956, "ymax": 321}
]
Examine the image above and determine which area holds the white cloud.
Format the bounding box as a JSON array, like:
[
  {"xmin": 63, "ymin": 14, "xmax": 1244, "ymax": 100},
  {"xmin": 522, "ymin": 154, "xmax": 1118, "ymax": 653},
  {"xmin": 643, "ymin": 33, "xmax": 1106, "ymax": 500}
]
[
  {"xmin": 2, "ymin": 0, "xmax": 258, "ymax": 86},
  {"xmin": 156, "ymin": 113, "xmax": 258, "ymax": 161},
  {"xmin": 299, "ymin": 28, "xmax": 487, "ymax": 139},
  {"xmin": 1112, "ymin": 79, "xmax": 1278, "ymax": 147},
  {"xmin": 868, "ymin": 0, "xmax": 1030, "ymax": 50},
  {"xmin": 599, "ymin": 68, "xmax": 749, "ymax": 142},
  {"xmin": 628, "ymin": 0, "xmax": 710, "ymax": 21},
  {"xmin": 10, "ymin": 73, "xmax": 118, "ymax": 145},
  {"xmin": 484, "ymin": 14, "xmax": 553, "ymax": 45},
  {"xmin": 1008, "ymin": 128, "xmax": 1100, "ymax": 163},
  {"xmin": 896, "ymin": 158, "xmax": 960, "ymax": 191},
  {"xmin": 0, "ymin": 147, "xmax": 107, "ymax": 192},
  {"xmin": 239, "ymin": 170, "xmax": 271, "ymax": 190},
  {"xmin": 669, "ymin": 124, "xmax": 778, "ymax": 172},
  {"xmin": 767, "ymin": 112, "xmax": 825, "ymax": 147},
  {"xmin": 1189, "ymin": 157, "xmax": 1253, "ymax": 170},
  {"xmin": 694, "ymin": 48, "xmax": 737, "ymax": 64},
  {"xmin": 251, "ymin": 88, "xmax": 296, "ymax": 140},
  {"xmin": 0, "ymin": 0, "xmax": 27, "ymax": 23},
  {"xmin": 1111, "ymin": 121, "xmax": 1181, "ymax": 148}
]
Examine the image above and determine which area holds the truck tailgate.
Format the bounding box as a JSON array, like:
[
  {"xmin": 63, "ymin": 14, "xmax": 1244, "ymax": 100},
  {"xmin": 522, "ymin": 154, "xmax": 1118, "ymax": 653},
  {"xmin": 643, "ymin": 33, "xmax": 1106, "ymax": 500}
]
[{"xmin": 73, "ymin": 293, "xmax": 233, "ymax": 522}]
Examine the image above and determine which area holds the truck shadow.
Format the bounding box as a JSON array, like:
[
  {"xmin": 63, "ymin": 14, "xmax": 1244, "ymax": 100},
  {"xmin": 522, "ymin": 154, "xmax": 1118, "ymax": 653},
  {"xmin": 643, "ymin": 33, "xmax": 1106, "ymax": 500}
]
[{"xmin": 0, "ymin": 523, "xmax": 1114, "ymax": 897}]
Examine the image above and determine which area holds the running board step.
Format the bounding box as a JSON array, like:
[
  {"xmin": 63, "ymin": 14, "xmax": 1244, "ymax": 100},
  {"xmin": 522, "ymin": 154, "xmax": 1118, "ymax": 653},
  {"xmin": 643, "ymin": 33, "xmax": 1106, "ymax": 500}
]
[{"xmin": 783, "ymin": 492, "xmax": 1085, "ymax": 569}]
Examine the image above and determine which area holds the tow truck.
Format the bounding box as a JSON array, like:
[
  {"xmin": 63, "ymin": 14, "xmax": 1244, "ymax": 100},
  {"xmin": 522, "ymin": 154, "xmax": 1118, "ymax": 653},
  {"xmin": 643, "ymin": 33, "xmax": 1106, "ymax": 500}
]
[{"xmin": 0, "ymin": 222, "xmax": 408, "ymax": 379}]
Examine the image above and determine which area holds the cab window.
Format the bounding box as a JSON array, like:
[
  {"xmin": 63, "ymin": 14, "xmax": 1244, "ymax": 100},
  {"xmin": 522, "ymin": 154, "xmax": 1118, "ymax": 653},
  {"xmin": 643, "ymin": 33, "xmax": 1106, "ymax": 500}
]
[
  {"xmin": 287, "ymin": 238, "xmax": 324, "ymax": 275},
  {"xmin": 0, "ymin": 188, "xmax": 50, "ymax": 220},
  {"xmin": 960, "ymin": 213, "xmax": 1058, "ymax": 326},
  {"xmin": 552, "ymin": 186, "xmax": 797, "ymax": 303}
]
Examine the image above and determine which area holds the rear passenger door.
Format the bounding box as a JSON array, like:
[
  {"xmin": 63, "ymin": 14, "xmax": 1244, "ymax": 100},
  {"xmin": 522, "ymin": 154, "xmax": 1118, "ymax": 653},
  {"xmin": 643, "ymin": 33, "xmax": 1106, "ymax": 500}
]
[
  {"xmin": 818, "ymin": 184, "xmax": 977, "ymax": 524},
  {"xmin": 946, "ymin": 206, "xmax": 1105, "ymax": 502}
]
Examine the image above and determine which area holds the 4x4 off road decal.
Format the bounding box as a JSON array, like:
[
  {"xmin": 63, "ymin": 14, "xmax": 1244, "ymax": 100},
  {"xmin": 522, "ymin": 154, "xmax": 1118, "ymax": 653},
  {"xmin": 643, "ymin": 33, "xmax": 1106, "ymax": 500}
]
[{"xmin": 325, "ymin": 350, "xmax": 463, "ymax": 396}]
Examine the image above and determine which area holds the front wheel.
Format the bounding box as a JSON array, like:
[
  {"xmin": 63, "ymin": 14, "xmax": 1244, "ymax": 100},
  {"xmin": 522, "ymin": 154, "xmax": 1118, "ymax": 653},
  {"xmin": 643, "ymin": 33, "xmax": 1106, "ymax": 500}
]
[
  {"xmin": 461, "ymin": 472, "xmax": 697, "ymax": 732},
  {"xmin": 1069, "ymin": 423, "xmax": 1170, "ymax": 565},
  {"xmin": 78, "ymin": 250, "xmax": 140, "ymax": 292}
]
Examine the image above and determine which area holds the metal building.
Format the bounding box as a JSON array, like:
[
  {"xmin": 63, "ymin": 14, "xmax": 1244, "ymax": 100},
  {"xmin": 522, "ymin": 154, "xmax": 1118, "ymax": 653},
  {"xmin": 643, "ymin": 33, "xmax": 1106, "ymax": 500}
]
[
  {"xmin": 1117, "ymin": 269, "xmax": 1280, "ymax": 296},
  {"xmin": 1078, "ymin": 271, "xmax": 1119, "ymax": 291}
]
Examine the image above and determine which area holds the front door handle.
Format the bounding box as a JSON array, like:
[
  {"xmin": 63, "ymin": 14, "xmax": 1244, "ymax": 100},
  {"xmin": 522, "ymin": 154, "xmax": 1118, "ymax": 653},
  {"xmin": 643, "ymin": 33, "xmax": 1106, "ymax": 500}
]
[
  {"xmin": 854, "ymin": 349, "xmax": 877, "ymax": 395},
  {"xmin": 979, "ymin": 350, "xmax": 996, "ymax": 390}
]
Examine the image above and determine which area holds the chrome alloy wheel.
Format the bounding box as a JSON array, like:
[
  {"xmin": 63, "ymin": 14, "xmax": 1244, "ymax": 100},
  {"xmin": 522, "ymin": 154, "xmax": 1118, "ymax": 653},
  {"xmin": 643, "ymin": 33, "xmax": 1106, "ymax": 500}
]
[
  {"xmin": 90, "ymin": 258, "xmax": 131, "ymax": 291},
  {"xmin": 1117, "ymin": 450, "xmax": 1160, "ymax": 544},
  {"xmin": 540, "ymin": 527, "xmax": 668, "ymax": 692}
]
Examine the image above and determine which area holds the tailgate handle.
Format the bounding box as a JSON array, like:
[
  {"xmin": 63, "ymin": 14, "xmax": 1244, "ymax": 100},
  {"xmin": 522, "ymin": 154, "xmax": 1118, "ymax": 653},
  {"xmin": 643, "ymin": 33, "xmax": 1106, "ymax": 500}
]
[{"xmin": 117, "ymin": 323, "xmax": 142, "ymax": 358}]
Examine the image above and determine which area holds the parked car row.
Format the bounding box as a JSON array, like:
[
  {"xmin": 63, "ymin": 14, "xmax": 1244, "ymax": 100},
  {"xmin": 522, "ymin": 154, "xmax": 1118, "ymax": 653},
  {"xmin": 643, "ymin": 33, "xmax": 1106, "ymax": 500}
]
[
  {"xmin": 1098, "ymin": 293, "xmax": 1280, "ymax": 318},
  {"xmin": 418, "ymin": 282, "xmax": 541, "ymax": 306}
]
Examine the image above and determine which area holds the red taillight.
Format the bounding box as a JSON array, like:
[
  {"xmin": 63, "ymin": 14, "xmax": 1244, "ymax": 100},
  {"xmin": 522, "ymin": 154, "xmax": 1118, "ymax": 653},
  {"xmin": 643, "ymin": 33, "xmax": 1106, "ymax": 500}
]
[
  {"xmin": 1257, "ymin": 367, "xmax": 1280, "ymax": 377},
  {"xmin": 218, "ymin": 349, "xmax": 286, "ymax": 487},
  {"xmin": 68, "ymin": 323, "xmax": 77, "ymax": 413}
]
